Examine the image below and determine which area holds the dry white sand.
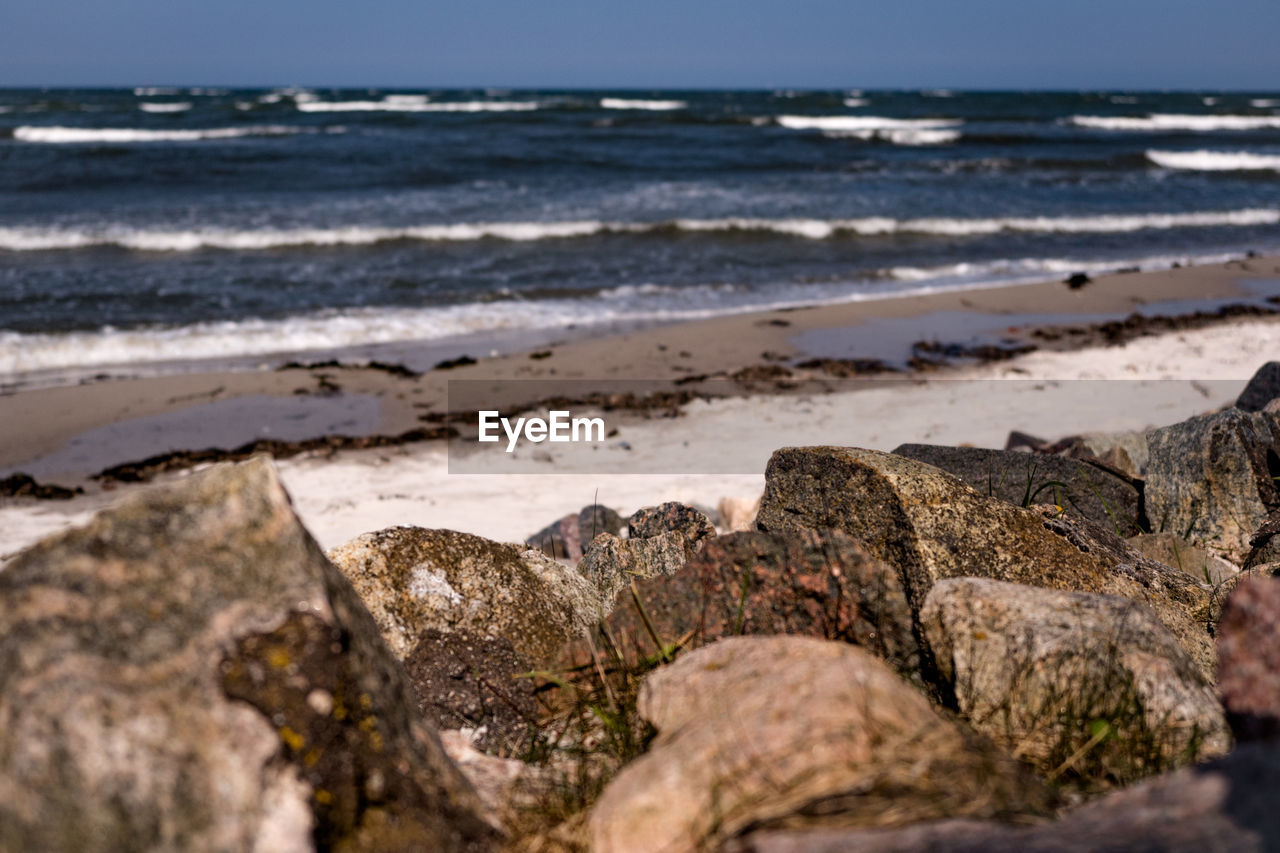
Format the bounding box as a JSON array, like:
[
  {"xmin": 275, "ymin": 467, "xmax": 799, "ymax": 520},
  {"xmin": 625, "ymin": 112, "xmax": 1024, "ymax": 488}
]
[{"xmin": 3, "ymin": 317, "xmax": 1274, "ymax": 564}]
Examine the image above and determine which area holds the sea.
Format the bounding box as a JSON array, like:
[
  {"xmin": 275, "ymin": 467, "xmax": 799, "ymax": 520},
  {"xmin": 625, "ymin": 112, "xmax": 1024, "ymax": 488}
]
[{"xmin": 2, "ymin": 87, "xmax": 1279, "ymax": 381}]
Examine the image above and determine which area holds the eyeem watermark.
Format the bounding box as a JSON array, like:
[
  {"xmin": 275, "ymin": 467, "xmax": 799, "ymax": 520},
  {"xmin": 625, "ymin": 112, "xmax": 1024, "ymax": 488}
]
[{"xmin": 478, "ymin": 410, "xmax": 606, "ymax": 452}]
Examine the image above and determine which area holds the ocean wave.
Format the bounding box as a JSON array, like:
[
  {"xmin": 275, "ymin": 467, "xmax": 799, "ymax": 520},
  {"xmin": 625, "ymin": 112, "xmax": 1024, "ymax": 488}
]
[
  {"xmin": 1071, "ymin": 114, "xmax": 1280, "ymax": 131},
  {"xmin": 133, "ymin": 87, "xmax": 180, "ymax": 96},
  {"xmin": 1251, "ymin": 99, "xmax": 1280, "ymax": 108},
  {"xmin": 1146, "ymin": 149, "xmax": 1280, "ymax": 172},
  {"xmin": 777, "ymin": 115, "xmax": 962, "ymax": 132},
  {"xmin": 0, "ymin": 247, "xmax": 1260, "ymax": 376},
  {"xmin": 3, "ymin": 209, "xmax": 1276, "ymax": 252},
  {"xmin": 296, "ymin": 99, "xmax": 540, "ymax": 113},
  {"xmin": 600, "ymin": 98, "xmax": 687, "ymax": 110},
  {"xmin": 823, "ymin": 128, "xmax": 961, "ymax": 146},
  {"xmin": 6, "ymin": 246, "xmax": 1257, "ymax": 377},
  {"xmin": 842, "ymin": 98, "xmax": 869, "ymax": 107},
  {"xmin": 888, "ymin": 249, "xmax": 1242, "ymax": 283},
  {"xmin": 12, "ymin": 125, "xmax": 325, "ymax": 144},
  {"xmin": 138, "ymin": 102, "xmax": 193, "ymax": 113}
]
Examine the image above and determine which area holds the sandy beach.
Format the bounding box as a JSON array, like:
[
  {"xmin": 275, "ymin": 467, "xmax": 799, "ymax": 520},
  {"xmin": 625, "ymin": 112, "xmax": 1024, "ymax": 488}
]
[{"xmin": 3, "ymin": 254, "xmax": 1279, "ymax": 562}]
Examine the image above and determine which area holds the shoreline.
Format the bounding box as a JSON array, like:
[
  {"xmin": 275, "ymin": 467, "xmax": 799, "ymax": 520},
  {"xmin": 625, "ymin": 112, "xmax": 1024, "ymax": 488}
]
[
  {"xmin": 2, "ymin": 253, "xmax": 1280, "ymax": 561},
  {"xmin": 3, "ymin": 253, "xmax": 1279, "ymax": 480}
]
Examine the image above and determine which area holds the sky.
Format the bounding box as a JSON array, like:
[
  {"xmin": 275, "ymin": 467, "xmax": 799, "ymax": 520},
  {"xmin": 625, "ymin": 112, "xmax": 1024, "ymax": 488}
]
[{"xmin": 4, "ymin": 0, "xmax": 1278, "ymax": 90}]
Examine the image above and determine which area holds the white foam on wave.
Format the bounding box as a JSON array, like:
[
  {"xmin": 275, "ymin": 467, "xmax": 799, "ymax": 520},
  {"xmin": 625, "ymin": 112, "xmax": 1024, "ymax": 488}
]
[
  {"xmin": 843, "ymin": 98, "xmax": 869, "ymax": 107},
  {"xmin": 297, "ymin": 99, "xmax": 539, "ymax": 113},
  {"xmin": 1071, "ymin": 114, "xmax": 1280, "ymax": 131},
  {"xmin": 888, "ymin": 249, "xmax": 1242, "ymax": 284},
  {"xmin": 134, "ymin": 87, "xmax": 180, "ymax": 96},
  {"xmin": 823, "ymin": 128, "xmax": 960, "ymax": 145},
  {"xmin": 4, "ymin": 208, "xmax": 1277, "ymax": 252},
  {"xmin": 1146, "ymin": 149, "xmax": 1280, "ymax": 172},
  {"xmin": 12, "ymin": 125, "xmax": 326, "ymax": 144},
  {"xmin": 777, "ymin": 115, "xmax": 961, "ymax": 132},
  {"xmin": 1251, "ymin": 99, "xmax": 1280, "ymax": 108},
  {"xmin": 138, "ymin": 102, "xmax": 193, "ymax": 113},
  {"xmin": 600, "ymin": 98, "xmax": 687, "ymax": 110}
]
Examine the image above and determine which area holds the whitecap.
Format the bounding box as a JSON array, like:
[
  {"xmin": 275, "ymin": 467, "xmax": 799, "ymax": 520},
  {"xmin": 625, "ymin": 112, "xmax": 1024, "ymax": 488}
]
[
  {"xmin": 1071, "ymin": 114, "xmax": 1280, "ymax": 131},
  {"xmin": 600, "ymin": 98, "xmax": 687, "ymax": 110},
  {"xmin": 1146, "ymin": 149, "xmax": 1280, "ymax": 171}
]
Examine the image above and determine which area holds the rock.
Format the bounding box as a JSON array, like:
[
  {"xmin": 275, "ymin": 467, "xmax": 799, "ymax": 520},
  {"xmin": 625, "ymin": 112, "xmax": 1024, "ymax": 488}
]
[
  {"xmin": 730, "ymin": 739, "xmax": 1280, "ymax": 852},
  {"xmin": 588, "ymin": 636, "xmax": 1053, "ymax": 853},
  {"xmin": 527, "ymin": 504, "xmax": 626, "ymax": 562},
  {"xmin": 627, "ymin": 501, "xmax": 716, "ymax": 543},
  {"xmin": 1218, "ymin": 576, "xmax": 1280, "ymax": 743},
  {"xmin": 1244, "ymin": 509, "xmax": 1280, "ymax": 569},
  {"xmin": 1208, "ymin": 563, "xmax": 1280, "ymax": 625},
  {"xmin": 756, "ymin": 447, "xmax": 1216, "ymax": 677},
  {"xmin": 587, "ymin": 529, "xmax": 920, "ymax": 679},
  {"xmin": 922, "ymin": 577, "xmax": 1229, "ymax": 785},
  {"xmin": 577, "ymin": 503, "xmax": 714, "ymax": 608},
  {"xmin": 403, "ymin": 629, "xmax": 537, "ymax": 756},
  {"xmin": 717, "ymin": 493, "xmax": 762, "ymax": 532},
  {"xmin": 1237, "ymin": 361, "xmax": 1280, "ymax": 412},
  {"xmin": 1145, "ymin": 408, "xmax": 1280, "ymax": 563},
  {"xmin": 438, "ymin": 730, "xmax": 550, "ymax": 823},
  {"xmin": 1128, "ymin": 532, "xmax": 1239, "ymax": 585},
  {"xmin": 892, "ymin": 443, "xmax": 1141, "ymax": 534},
  {"xmin": 327, "ymin": 527, "xmax": 603, "ymax": 664},
  {"xmin": 0, "ymin": 457, "xmax": 498, "ymax": 852},
  {"xmin": 1060, "ymin": 430, "xmax": 1151, "ymax": 478}
]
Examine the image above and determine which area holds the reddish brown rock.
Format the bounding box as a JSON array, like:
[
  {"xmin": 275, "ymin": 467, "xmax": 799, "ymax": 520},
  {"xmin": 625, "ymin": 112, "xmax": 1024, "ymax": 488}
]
[
  {"xmin": 596, "ymin": 529, "xmax": 920, "ymax": 679},
  {"xmin": 1218, "ymin": 575, "xmax": 1280, "ymax": 743}
]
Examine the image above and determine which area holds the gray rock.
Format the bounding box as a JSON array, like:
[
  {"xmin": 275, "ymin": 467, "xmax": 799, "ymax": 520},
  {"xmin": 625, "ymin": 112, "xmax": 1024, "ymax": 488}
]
[
  {"xmin": 526, "ymin": 504, "xmax": 626, "ymax": 562},
  {"xmin": 577, "ymin": 503, "xmax": 714, "ymax": 608},
  {"xmin": 1244, "ymin": 510, "xmax": 1280, "ymax": 569},
  {"xmin": 1067, "ymin": 430, "xmax": 1152, "ymax": 478},
  {"xmin": 627, "ymin": 501, "xmax": 716, "ymax": 543},
  {"xmin": 0, "ymin": 457, "xmax": 498, "ymax": 853},
  {"xmin": 922, "ymin": 577, "xmax": 1229, "ymax": 785},
  {"xmin": 588, "ymin": 636, "xmax": 1053, "ymax": 853},
  {"xmin": 1237, "ymin": 361, "xmax": 1280, "ymax": 412},
  {"xmin": 327, "ymin": 527, "xmax": 604, "ymax": 664},
  {"xmin": 1146, "ymin": 408, "xmax": 1280, "ymax": 563},
  {"xmin": 1128, "ymin": 532, "xmax": 1239, "ymax": 585},
  {"xmin": 731, "ymin": 738, "xmax": 1280, "ymax": 852},
  {"xmin": 1217, "ymin": 576, "xmax": 1280, "ymax": 743},
  {"xmin": 756, "ymin": 447, "xmax": 1216, "ymax": 677},
  {"xmin": 893, "ymin": 443, "xmax": 1141, "ymax": 534}
]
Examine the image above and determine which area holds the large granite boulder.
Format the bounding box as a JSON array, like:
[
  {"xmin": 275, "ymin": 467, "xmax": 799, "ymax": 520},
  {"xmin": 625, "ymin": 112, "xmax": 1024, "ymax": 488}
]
[
  {"xmin": 1217, "ymin": 575, "xmax": 1280, "ymax": 743},
  {"xmin": 327, "ymin": 527, "xmax": 603, "ymax": 664},
  {"xmin": 584, "ymin": 528, "xmax": 920, "ymax": 680},
  {"xmin": 892, "ymin": 444, "xmax": 1141, "ymax": 534},
  {"xmin": 0, "ymin": 457, "xmax": 497, "ymax": 852},
  {"xmin": 1236, "ymin": 361, "xmax": 1280, "ymax": 412},
  {"xmin": 755, "ymin": 447, "xmax": 1216, "ymax": 677},
  {"xmin": 588, "ymin": 636, "xmax": 1053, "ymax": 853},
  {"xmin": 1145, "ymin": 408, "xmax": 1280, "ymax": 563},
  {"xmin": 730, "ymin": 738, "xmax": 1280, "ymax": 852},
  {"xmin": 922, "ymin": 577, "xmax": 1229, "ymax": 785}
]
